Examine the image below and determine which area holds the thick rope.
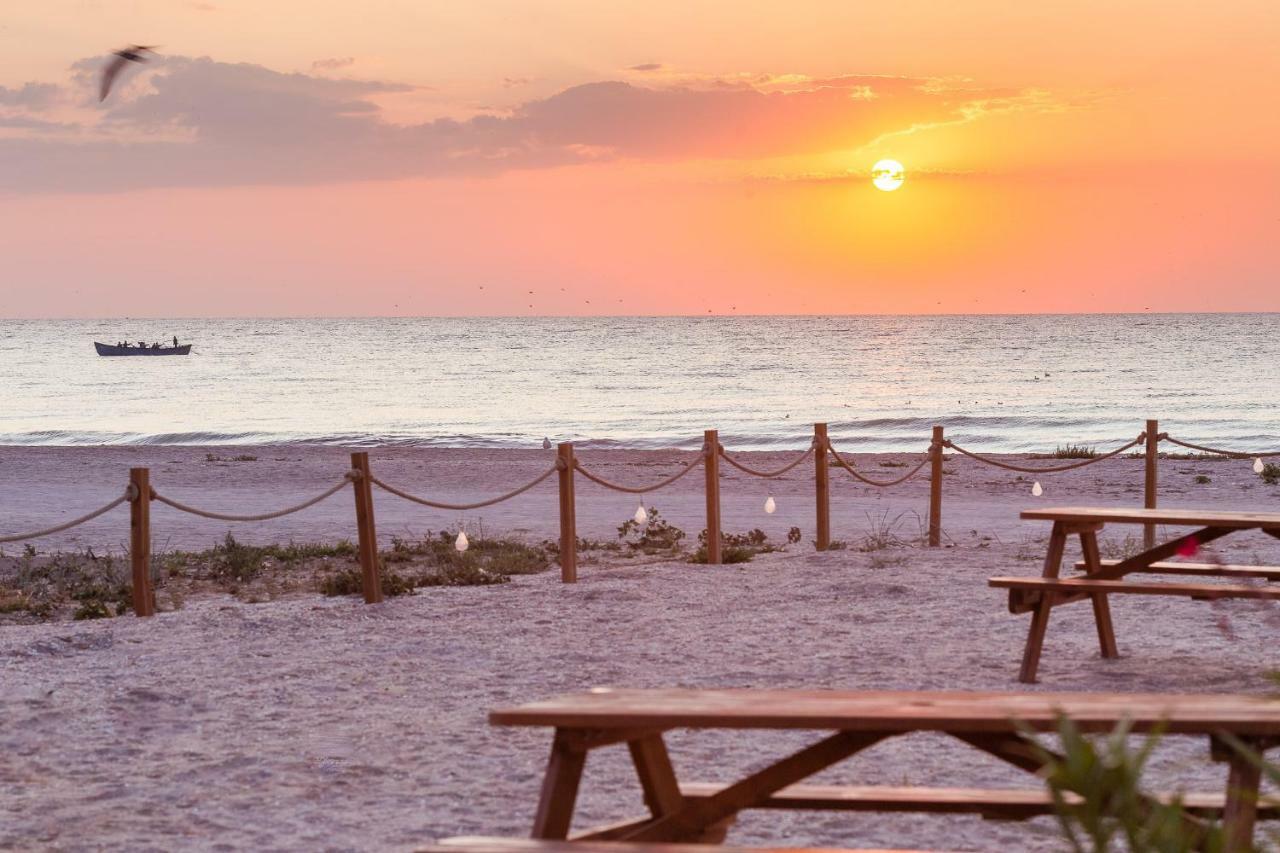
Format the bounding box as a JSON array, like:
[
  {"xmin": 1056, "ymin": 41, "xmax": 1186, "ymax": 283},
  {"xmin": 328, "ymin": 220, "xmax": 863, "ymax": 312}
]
[
  {"xmin": 371, "ymin": 466, "xmax": 557, "ymax": 510},
  {"xmin": 827, "ymin": 444, "xmax": 933, "ymax": 487},
  {"xmin": 573, "ymin": 450, "xmax": 706, "ymax": 494},
  {"xmin": 1162, "ymin": 435, "xmax": 1280, "ymax": 459},
  {"xmin": 152, "ymin": 472, "xmax": 357, "ymax": 522},
  {"xmin": 0, "ymin": 490, "xmax": 130, "ymax": 543},
  {"xmin": 942, "ymin": 433, "xmax": 1146, "ymax": 474},
  {"xmin": 718, "ymin": 442, "xmax": 816, "ymax": 479}
]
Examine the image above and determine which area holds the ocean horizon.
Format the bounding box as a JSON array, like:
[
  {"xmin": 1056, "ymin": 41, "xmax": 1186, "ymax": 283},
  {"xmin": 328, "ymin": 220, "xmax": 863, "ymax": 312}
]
[{"xmin": 2, "ymin": 313, "xmax": 1276, "ymax": 452}]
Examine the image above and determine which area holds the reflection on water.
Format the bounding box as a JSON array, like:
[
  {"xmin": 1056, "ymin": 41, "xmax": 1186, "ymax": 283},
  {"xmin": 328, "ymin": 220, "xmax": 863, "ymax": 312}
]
[{"xmin": 0, "ymin": 314, "xmax": 1275, "ymax": 451}]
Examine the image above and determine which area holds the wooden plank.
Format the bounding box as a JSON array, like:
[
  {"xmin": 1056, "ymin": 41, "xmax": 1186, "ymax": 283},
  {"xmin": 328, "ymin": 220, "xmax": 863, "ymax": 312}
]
[
  {"xmin": 991, "ymin": 576, "xmax": 1280, "ymax": 602},
  {"xmin": 426, "ymin": 839, "xmax": 948, "ymax": 853},
  {"xmin": 676, "ymin": 782, "xmax": 1280, "ymax": 821},
  {"xmin": 557, "ymin": 443, "xmax": 577, "ymax": 584},
  {"xmin": 621, "ymin": 731, "xmax": 887, "ymax": 842},
  {"xmin": 703, "ymin": 429, "xmax": 721, "ymax": 565},
  {"xmin": 1222, "ymin": 744, "xmax": 1264, "ymax": 851},
  {"xmin": 1020, "ymin": 506, "xmax": 1280, "ymax": 529},
  {"xmin": 490, "ymin": 688, "xmax": 1280, "ymax": 737},
  {"xmin": 532, "ymin": 730, "xmax": 588, "ymax": 839},
  {"xmin": 814, "ymin": 423, "xmax": 830, "ymax": 551},
  {"xmin": 1072, "ymin": 559, "xmax": 1280, "ymax": 580}
]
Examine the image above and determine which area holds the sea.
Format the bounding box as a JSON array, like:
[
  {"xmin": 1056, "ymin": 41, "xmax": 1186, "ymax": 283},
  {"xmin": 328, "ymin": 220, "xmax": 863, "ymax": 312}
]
[{"xmin": 0, "ymin": 314, "xmax": 1276, "ymax": 453}]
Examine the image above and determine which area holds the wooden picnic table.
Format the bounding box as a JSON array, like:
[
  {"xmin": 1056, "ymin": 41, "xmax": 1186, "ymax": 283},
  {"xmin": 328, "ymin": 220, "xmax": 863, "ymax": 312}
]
[
  {"xmin": 491, "ymin": 688, "xmax": 1280, "ymax": 851},
  {"xmin": 989, "ymin": 506, "xmax": 1280, "ymax": 683}
]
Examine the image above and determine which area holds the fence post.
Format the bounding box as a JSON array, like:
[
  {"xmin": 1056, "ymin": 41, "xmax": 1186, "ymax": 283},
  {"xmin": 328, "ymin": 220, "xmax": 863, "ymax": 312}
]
[
  {"xmin": 814, "ymin": 423, "xmax": 830, "ymax": 551},
  {"xmin": 557, "ymin": 443, "xmax": 577, "ymax": 584},
  {"xmin": 704, "ymin": 429, "xmax": 722, "ymax": 565},
  {"xmin": 129, "ymin": 467, "xmax": 155, "ymax": 617},
  {"xmin": 350, "ymin": 452, "xmax": 383, "ymax": 604},
  {"xmin": 928, "ymin": 426, "xmax": 944, "ymax": 547},
  {"xmin": 1144, "ymin": 418, "xmax": 1158, "ymax": 549}
]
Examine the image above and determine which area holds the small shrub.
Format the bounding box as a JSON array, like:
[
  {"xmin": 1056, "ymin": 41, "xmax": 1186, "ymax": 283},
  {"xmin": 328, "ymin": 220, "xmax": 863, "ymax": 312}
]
[
  {"xmin": 1262, "ymin": 462, "xmax": 1280, "ymax": 485},
  {"xmin": 858, "ymin": 511, "xmax": 910, "ymax": 552},
  {"xmin": 73, "ymin": 599, "xmax": 111, "ymax": 620},
  {"xmin": 416, "ymin": 561, "xmax": 510, "ymax": 587},
  {"xmin": 690, "ymin": 528, "xmax": 779, "ymax": 564},
  {"xmin": 319, "ymin": 566, "xmax": 419, "ymax": 597},
  {"xmin": 1051, "ymin": 444, "xmax": 1097, "ymax": 459},
  {"xmin": 1193, "ymin": 474, "xmax": 1211, "ymax": 485},
  {"xmin": 208, "ymin": 533, "xmax": 265, "ymax": 583},
  {"xmin": 787, "ymin": 527, "xmax": 802, "ymax": 544},
  {"xmin": 618, "ymin": 508, "xmax": 687, "ymax": 553}
]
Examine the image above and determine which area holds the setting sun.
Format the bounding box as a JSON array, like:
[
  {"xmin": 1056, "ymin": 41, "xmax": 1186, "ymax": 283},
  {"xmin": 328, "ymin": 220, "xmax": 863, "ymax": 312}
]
[{"xmin": 872, "ymin": 160, "xmax": 905, "ymax": 191}]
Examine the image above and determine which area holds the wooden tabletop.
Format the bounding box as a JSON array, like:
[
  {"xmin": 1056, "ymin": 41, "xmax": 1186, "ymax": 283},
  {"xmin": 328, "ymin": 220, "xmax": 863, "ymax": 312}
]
[
  {"xmin": 490, "ymin": 689, "xmax": 1280, "ymax": 736},
  {"xmin": 1020, "ymin": 506, "xmax": 1280, "ymax": 528}
]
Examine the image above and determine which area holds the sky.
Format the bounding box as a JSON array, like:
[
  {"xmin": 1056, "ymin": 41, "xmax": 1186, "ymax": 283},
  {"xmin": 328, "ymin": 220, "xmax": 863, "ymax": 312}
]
[{"xmin": 1, "ymin": 1, "xmax": 1277, "ymax": 317}]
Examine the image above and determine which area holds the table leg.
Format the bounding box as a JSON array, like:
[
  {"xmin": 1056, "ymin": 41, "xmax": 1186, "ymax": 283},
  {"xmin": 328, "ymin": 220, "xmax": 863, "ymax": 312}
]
[
  {"xmin": 1079, "ymin": 530, "xmax": 1119, "ymax": 659},
  {"xmin": 628, "ymin": 733, "xmax": 684, "ymax": 818},
  {"xmin": 1018, "ymin": 596, "xmax": 1054, "ymax": 684},
  {"xmin": 532, "ymin": 729, "xmax": 588, "ymax": 839},
  {"xmin": 1217, "ymin": 738, "xmax": 1263, "ymax": 852}
]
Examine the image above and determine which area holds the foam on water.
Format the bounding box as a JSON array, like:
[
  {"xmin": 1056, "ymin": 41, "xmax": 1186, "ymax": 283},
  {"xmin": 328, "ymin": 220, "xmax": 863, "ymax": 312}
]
[{"xmin": 0, "ymin": 314, "xmax": 1275, "ymax": 451}]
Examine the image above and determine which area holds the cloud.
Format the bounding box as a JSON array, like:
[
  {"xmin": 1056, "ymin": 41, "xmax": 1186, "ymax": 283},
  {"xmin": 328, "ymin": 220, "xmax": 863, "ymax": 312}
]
[
  {"xmin": 0, "ymin": 82, "xmax": 61, "ymax": 110},
  {"xmin": 0, "ymin": 56, "xmax": 1055, "ymax": 193},
  {"xmin": 311, "ymin": 57, "xmax": 356, "ymax": 71},
  {"xmin": 628, "ymin": 63, "xmax": 662, "ymax": 72}
]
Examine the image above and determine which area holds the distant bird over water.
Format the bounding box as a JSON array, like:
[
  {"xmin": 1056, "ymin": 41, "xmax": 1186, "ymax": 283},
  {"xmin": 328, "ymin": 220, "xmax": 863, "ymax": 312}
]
[{"xmin": 99, "ymin": 45, "xmax": 157, "ymax": 101}]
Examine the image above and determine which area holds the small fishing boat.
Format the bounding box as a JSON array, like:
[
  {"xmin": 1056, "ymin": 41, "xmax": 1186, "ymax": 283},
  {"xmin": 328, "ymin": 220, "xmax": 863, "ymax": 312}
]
[{"xmin": 94, "ymin": 342, "xmax": 192, "ymax": 357}]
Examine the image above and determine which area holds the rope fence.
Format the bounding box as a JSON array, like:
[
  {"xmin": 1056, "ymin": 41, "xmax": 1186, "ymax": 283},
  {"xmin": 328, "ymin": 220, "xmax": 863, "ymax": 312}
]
[{"xmin": 3, "ymin": 419, "xmax": 1277, "ymax": 614}]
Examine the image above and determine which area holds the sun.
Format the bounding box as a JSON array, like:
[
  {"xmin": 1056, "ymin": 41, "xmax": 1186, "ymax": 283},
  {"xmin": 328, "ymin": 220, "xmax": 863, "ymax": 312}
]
[{"xmin": 871, "ymin": 159, "xmax": 905, "ymax": 192}]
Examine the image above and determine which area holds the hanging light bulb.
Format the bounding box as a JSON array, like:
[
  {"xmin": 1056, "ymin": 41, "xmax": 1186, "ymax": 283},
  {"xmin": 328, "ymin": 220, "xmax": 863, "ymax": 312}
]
[
  {"xmin": 764, "ymin": 495, "xmax": 776, "ymax": 514},
  {"xmin": 634, "ymin": 504, "xmax": 648, "ymax": 525},
  {"xmin": 1254, "ymin": 458, "xmax": 1265, "ymax": 474},
  {"xmin": 1031, "ymin": 481, "xmax": 1043, "ymax": 497},
  {"xmin": 455, "ymin": 530, "xmax": 469, "ymax": 552}
]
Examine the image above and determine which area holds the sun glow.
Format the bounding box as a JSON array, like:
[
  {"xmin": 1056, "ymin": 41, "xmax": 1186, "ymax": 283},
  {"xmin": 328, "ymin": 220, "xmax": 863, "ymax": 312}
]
[{"xmin": 872, "ymin": 159, "xmax": 905, "ymax": 191}]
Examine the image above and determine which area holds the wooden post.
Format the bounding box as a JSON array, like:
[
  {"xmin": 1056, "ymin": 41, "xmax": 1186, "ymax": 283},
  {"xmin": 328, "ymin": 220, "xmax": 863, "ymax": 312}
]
[
  {"xmin": 557, "ymin": 443, "xmax": 577, "ymax": 584},
  {"xmin": 704, "ymin": 429, "xmax": 722, "ymax": 565},
  {"xmin": 928, "ymin": 425, "xmax": 944, "ymax": 547},
  {"xmin": 129, "ymin": 467, "xmax": 154, "ymax": 617},
  {"xmin": 350, "ymin": 452, "xmax": 383, "ymax": 604},
  {"xmin": 1144, "ymin": 418, "xmax": 1158, "ymax": 549},
  {"xmin": 814, "ymin": 423, "xmax": 830, "ymax": 551}
]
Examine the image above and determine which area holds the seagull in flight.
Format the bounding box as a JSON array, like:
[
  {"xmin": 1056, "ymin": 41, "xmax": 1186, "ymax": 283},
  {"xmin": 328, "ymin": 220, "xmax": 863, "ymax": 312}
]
[{"xmin": 100, "ymin": 45, "xmax": 158, "ymax": 102}]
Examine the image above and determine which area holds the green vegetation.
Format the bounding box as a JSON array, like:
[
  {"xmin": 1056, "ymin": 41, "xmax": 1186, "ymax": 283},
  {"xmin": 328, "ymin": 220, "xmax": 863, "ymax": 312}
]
[
  {"xmin": 617, "ymin": 507, "xmax": 687, "ymax": 554},
  {"xmin": 1051, "ymin": 444, "xmax": 1098, "ymax": 459},
  {"xmin": 205, "ymin": 453, "xmax": 259, "ymax": 462},
  {"xmin": 1194, "ymin": 474, "xmax": 1211, "ymax": 485},
  {"xmin": 1261, "ymin": 462, "xmax": 1280, "ymax": 485},
  {"xmin": 1029, "ymin": 716, "xmax": 1226, "ymax": 852}
]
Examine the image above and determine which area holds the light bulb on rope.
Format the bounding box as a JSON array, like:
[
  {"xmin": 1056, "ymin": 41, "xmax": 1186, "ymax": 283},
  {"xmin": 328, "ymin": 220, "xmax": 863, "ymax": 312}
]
[
  {"xmin": 634, "ymin": 504, "xmax": 648, "ymax": 525},
  {"xmin": 764, "ymin": 495, "xmax": 776, "ymax": 514},
  {"xmin": 1254, "ymin": 458, "xmax": 1265, "ymax": 474},
  {"xmin": 455, "ymin": 530, "xmax": 469, "ymax": 552},
  {"xmin": 1031, "ymin": 481, "xmax": 1043, "ymax": 497}
]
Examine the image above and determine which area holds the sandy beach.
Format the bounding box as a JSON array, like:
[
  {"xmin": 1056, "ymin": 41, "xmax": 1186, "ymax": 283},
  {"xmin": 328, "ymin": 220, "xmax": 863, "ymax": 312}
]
[{"xmin": 2, "ymin": 446, "xmax": 1279, "ymax": 851}]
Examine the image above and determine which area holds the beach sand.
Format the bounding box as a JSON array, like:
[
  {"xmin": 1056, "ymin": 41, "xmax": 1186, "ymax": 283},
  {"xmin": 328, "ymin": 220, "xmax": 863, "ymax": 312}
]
[{"xmin": 2, "ymin": 446, "xmax": 1279, "ymax": 851}]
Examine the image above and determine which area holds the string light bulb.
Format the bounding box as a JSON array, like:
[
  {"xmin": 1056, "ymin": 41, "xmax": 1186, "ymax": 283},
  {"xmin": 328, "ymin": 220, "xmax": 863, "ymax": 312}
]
[
  {"xmin": 1032, "ymin": 481, "xmax": 1043, "ymax": 497},
  {"xmin": 634, "ymin": 504, "xmax": 648, "ymax": 525},
  {"xmin": 1254, "ymin": 458, "xmax": 1265, "ymax": 474},
  {"xmin": 764, "ymin": 495, "xmax": 776, "ymax": 514},
  {"xmin": 455, "ymin": 530, "xmax": 469, "ymax": 552}
]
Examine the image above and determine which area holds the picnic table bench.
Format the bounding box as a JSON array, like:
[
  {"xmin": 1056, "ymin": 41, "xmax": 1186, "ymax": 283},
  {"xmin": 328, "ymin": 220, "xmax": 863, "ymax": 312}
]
[
  {"xmin": 989, "ymin": 507, "xmax": 1280, "ymax": 683},
  {"xmin": 489, "ymin": 688, "xmax": 1280, "ymax": 851}
]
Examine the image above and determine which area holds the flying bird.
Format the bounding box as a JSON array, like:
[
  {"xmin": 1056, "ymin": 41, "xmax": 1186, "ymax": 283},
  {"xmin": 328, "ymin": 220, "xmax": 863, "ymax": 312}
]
[{"xmin": 100, "ymin": 45, "xmax": 157, "ymax": 102}]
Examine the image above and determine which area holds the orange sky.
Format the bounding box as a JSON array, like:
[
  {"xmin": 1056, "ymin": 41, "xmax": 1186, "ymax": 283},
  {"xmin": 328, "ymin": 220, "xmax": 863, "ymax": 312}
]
[{"xmin": 1, "ymin": 1, "xmax": 1277, "ymax": 316}]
